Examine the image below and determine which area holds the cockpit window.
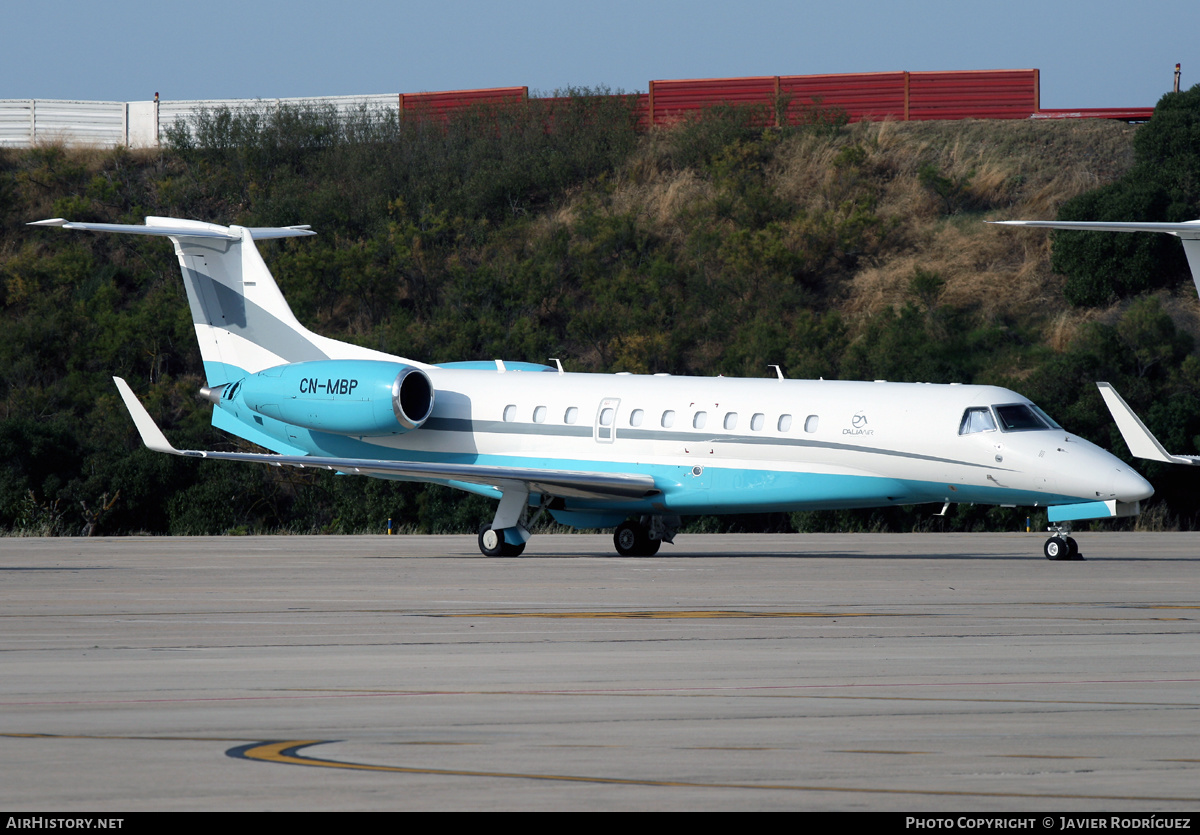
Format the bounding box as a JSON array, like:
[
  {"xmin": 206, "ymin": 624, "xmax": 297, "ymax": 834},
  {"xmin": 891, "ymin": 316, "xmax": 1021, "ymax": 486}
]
[
  {"xmin": 959, "ymin": 407, "xmax": 997, "ymax": 435},
  {"xmin": 994, "ymin": 403, "xmax": 1052, "ymax": 432},
  {"xmin": 1030, "ymin": 404, "xmax": 1062, "ymax": 430}
]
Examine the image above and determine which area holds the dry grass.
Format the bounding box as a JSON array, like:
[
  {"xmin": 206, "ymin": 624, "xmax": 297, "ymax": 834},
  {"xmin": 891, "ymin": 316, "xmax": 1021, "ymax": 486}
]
[
  {"xmin": 827, "ymin": 119, "xmax": 1136, "ymax": 336},
  {"xmin": 537, "ymin": 116, "xmax": 1141, "ymax": 349},
  {"xmin": 607, "ymin": 168, "xmax": 715, "ymax": 228}
]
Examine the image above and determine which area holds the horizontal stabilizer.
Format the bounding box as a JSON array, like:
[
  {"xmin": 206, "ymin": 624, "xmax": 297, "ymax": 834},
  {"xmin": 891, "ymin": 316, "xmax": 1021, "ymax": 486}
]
[
  {"xmin": 28, "ymin": 217, "xmax": 314, "ymax": 240},
  {"xmin": 36, "ymin": 217, "xmax": 403, "ymax": 384},
  {"xmin": 1096, "ymin": 382, "xmax": 1200, "ymax": 466},
  {"xmin": 112, "ymin": 378, "xmax": 660, "ymax": 501}
]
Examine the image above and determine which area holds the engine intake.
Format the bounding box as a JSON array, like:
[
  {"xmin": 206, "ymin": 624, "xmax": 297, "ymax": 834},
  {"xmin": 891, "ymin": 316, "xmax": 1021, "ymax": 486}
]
[{"xmin": 392, "ymin": 365, "xmax": 433, "ymax": 430}]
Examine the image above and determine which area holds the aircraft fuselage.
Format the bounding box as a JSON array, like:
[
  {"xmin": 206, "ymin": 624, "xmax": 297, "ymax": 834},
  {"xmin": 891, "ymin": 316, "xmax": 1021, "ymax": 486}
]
[{"xmin": 216, "ymin": 361, "xmax": 1148, "ymax": 527}]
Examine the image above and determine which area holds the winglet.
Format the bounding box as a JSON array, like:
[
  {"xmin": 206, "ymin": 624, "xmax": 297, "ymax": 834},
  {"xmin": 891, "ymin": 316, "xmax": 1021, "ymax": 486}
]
[
  {"xmin": 112, "ymin": 377, "xmax": 183, "ymax": 455},
  {"xmin": 1096, "ymin": 382, "xmax": 1200, "ymax": 466}
]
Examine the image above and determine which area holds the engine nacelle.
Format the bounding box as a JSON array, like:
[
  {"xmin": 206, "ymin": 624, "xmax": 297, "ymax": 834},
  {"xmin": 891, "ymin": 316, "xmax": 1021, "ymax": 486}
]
[{"xmin": 226, "ymin": 360, "xmax": 434, "ymax": 436}]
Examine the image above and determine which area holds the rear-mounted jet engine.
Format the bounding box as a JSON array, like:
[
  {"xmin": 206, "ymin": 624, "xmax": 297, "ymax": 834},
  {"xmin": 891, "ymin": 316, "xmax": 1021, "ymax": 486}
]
[{"xmin": 213, "ymin": 360, "xmax": 434, "ymax": 436}]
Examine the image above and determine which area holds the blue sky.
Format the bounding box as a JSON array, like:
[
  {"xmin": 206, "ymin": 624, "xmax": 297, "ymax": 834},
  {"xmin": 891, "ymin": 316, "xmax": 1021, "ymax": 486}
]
[{"xmin": 5, "ymin": 0, "xmax": 1196, "ymax": 109}]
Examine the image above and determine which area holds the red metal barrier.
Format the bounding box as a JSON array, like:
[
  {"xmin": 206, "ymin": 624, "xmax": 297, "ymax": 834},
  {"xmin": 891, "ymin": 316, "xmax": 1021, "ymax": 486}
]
[
  {"xmin": 649, "ymin": 77, "xmax": 779, "ymax": 125},
  {"xmin": 642, "ymin": 69, "xmax": 1041, "ymax": 126},
  {"xmin": 399, "ymin": 87, "xmax": 528, "ymax": 119},
  {"xmin": 906, "ymin": 70, "xmax": 1039, "ymax": 120},
  {"xmin": 781, "ymin": 72, "xmax": 908, "ymax": 122},
  {"xmin": 1033, "ymin": 107, "xmax": 1154, "ymax": 122},
  {"xmin": 394, "ymin": 72, "xmax": 1143, "ymax": 128}
]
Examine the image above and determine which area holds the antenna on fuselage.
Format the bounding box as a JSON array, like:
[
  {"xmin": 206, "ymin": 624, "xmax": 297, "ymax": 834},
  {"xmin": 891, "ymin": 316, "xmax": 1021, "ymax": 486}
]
[
  {"xmin": 769, "ymin": 365, "xmax": 785, "ymax": 380},
  {"xmin": 549, "ymin": 358, "xmax": 565, "ymax": 375}
]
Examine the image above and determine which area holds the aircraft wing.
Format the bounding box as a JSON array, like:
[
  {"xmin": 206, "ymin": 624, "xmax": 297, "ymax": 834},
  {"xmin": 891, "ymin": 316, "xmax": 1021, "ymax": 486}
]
[
  {"xmin": 989, "ymin": 219, "xmax": 1200, "ymax": 238},
  {"xmin": 113, "ymin": 378, "xmax": 660, "ymax": 501},
  {"xmin": 1096, "ymin": 382, "xmax": 1200, "ymax": 466}
]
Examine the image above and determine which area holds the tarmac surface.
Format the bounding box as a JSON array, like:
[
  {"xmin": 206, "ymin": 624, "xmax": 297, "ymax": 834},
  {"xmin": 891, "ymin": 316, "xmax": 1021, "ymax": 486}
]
[{"xmin": 1, "ymin": 531, "xmax": 1198, "ymax": 812}]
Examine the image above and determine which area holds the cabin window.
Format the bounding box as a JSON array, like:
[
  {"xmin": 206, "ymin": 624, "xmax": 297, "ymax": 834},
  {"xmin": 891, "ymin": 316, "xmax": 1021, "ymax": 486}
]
[
  {"xmin": 599, "ymin": 408, "xmax": 615, "ymax": 426},
  {"xmin": 805, "ymin": 415, "xmax": 819, "ymax": 433},
  {"xmin": 661, "ymin": 410, "xmax": 675, "ymax": 428},
  {"xmin": 565, "ymin": 407, "xmax": 579, "ymax": 424},
  {"xmin": 503, "ymin": 405, "xmax": 517, "ymax": 422},
  {"xmin": 693, "ymin": 411, "xmax": 707, "ymax": 429},
  {"xmin": 751, "ymin": 413, "xmax": 764, "ymax": 431},
  {"xmin": 724, "ymin": 412, "xmax": 738, "ymax": 430},
  {"xmin": 533, "ymin": 406, "xmax": 547, "ymax": 424},
  {"xmin": 778, "ymin": 414, "xmax": 792, "ymax": 432},
  {"xmin": 959, "ymin": 407, "xmax": 997, "ymax": 435},
  {"xmin": 629, "ymin": 409, "xmax": 644, "ymax": 427}
]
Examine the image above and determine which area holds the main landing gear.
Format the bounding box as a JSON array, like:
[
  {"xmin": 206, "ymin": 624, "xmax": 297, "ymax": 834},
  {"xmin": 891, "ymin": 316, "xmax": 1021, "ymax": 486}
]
[
  {"xmin": 476, "ymin": 509, "xmax": 679, "ymax": 558},
  {"xmin": 614, "ymin": 520, "xmax": 660, "ymax": 556},
  {"xmin": 613, "ymin": 516, "xmax": 678, "ymax": 557},
  {"xmin": 1043, "ymin": 523, "xmax": 1082, "ymax": 561}
]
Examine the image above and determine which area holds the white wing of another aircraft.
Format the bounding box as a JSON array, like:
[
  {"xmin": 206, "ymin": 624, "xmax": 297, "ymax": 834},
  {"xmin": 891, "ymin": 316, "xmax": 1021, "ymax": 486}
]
[
  {"xmin": 993, "ymin": 218, "xmax": 1200, "ymax": 469},
  {"xmin": 1095, "ymin": 382, "xmax": 1200, "ymax": 466},
  {"xmin": 989, "ymin": 219, "xmax": 1200, "ymax": 297}
]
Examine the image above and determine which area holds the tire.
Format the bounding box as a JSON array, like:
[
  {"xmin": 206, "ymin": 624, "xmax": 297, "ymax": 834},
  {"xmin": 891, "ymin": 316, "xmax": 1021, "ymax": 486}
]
[
  {"xmin": 614, "ymin": 521, "xmax": 660, "ymax": 556},
  {"xmin": 478, "ymin": 523, "xmax": 504, "ymax": 557},
  {"xmin": 1044, "ymin": 537, "xmax": 1067, "ymax": 561},
  {"xmin": 478, "ymin": 524, "xmax": 526, "ymax": 557},
  {"xmin": 614, "ymin": 521, "xmax": 642, "ymax": 556}
]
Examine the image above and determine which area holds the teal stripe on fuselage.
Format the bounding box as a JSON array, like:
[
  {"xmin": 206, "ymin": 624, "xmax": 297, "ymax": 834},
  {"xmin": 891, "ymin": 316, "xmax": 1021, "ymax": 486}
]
[{"xmin": 211, "ymin": 407, "xmax": 309, "ymax": 456}]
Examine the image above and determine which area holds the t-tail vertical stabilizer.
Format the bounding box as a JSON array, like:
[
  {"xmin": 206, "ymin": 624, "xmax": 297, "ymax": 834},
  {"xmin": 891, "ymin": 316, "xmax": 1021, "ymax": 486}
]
[{"xmin": 27, "ymin": 217, "xmax": 410, "ymax": 386}]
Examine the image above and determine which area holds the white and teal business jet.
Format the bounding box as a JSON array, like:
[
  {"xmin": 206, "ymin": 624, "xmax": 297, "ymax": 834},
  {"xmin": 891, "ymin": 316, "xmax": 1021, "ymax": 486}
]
[{"xmin": 31, "ymin": 216, "xmax": 1152, "ymax": 559}]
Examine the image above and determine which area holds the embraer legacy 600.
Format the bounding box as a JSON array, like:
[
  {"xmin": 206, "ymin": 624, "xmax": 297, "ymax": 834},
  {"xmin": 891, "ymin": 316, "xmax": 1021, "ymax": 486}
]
[{"xmin": 31, "ymin": 217, "xmax": 1152, "ymax": 559}]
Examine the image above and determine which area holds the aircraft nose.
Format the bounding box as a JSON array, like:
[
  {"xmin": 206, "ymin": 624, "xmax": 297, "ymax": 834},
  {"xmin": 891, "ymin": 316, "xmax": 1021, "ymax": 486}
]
[
  {"xmin": 1057, "ymin": 434, "xmax": 1154, "ymax": 502},
  {"xmin": 1112, "ymin": 465, "xmax": 1154, "ymax": 502}
]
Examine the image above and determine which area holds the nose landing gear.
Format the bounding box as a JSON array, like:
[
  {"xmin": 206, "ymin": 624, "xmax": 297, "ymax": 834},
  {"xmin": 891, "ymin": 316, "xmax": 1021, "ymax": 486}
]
[{"xmin": 1044, "ymin": 523, "xmax": 1082, "ymax": 561}]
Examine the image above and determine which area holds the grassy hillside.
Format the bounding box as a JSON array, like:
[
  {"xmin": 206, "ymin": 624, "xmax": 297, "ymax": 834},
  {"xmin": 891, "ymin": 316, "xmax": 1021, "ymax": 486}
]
[{"xmin": 3, "ymin": 96, "xmax": 1198, "ymax": 535}]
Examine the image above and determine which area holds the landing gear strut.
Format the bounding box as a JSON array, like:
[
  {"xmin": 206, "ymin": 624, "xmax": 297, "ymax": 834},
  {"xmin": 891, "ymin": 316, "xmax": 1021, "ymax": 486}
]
[{"xmin": 1043, "ymin": 523, "xmax": 1081, "ymax": 561}]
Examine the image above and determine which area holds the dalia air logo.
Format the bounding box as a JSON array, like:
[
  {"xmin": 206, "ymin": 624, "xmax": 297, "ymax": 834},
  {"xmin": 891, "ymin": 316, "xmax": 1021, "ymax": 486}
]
[{"xmin": 844, "ymin": 412, "xmax": 873, "ymax": 436}]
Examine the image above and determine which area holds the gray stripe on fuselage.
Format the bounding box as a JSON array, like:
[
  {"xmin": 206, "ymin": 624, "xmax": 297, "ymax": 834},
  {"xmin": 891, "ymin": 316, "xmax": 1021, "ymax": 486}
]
[{"xmin": 421, "ymin": 417, "xmax": 1009, "ymax": 471}]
